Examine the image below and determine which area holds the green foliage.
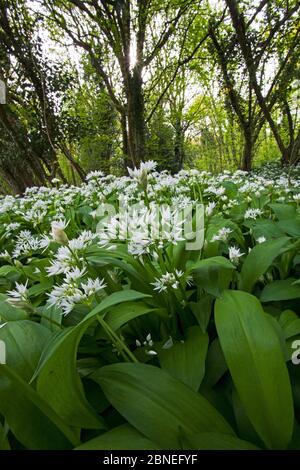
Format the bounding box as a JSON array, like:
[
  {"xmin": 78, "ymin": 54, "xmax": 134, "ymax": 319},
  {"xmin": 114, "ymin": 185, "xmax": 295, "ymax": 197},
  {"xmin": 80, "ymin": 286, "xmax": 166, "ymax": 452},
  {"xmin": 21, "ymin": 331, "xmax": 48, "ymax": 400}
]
[
  {"xmin": 0, "ymin": 162, "xmax": 299, "ymax": 450},
  {"xmin": 215, "ymin": 290, "xmax": 294, "ymax": 449}
]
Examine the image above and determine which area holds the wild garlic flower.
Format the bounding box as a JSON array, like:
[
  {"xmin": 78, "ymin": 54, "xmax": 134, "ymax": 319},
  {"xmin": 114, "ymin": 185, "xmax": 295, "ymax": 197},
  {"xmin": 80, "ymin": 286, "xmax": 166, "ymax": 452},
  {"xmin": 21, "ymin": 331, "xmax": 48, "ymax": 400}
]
[
  {"xmin": 212, "ymin": 227, "xmax": 233, "ymax": 242},
  {"xmin": 151, "ymin": 269, "xmax": 184, "ymax": 293},
  {"xmin": 86, "ymin": 170, "xmax": 104, "ymax": 181},
  {"xmin": 51, "ymin": 219, "xmax": 69, "ymax": 244},
  {"xmin": 127, "ymin": 161, "xmax": 157, "ymax": 185},
  {"xmin": 4, "ymin": 222, "xmax": 21, "ymax": 237},
  {"xmin": 0, "ymin": 250, "xmax": 11, "ymax": 261},
  {"xmin": 257, "ymin": 236, "xmax": 266, "ymax": 244},
  {"xmin": 7, "ymin": 280, "xmax": 29, "ymax": 307},
  {"xmin": 205, "ymin": 202, "xmax": 216, "ymax": 216},
  {"xmin": 81, "ymin": 278, "xmax": 107, "ymax": 296},
  {"xmin": 135, "ymin": 333, "xmax": 157, "ymax": 356},
  {"xmin": 205, "ymin": 186, "xmax": 225, "ymax": 197},
  {"xmin": 12, "ymin": 230, "xmax": 45, "ymax": 258},
  {"xmin": 47, "ymin": 270, "xmax": 106, "ymax": 315},
  {"xmin": 228, "ymin": 246, "xmax": 244, "ymax": 265},
  {"xmin": 244, "ymin": 208, "xmax": 263, "ymax": 220}
]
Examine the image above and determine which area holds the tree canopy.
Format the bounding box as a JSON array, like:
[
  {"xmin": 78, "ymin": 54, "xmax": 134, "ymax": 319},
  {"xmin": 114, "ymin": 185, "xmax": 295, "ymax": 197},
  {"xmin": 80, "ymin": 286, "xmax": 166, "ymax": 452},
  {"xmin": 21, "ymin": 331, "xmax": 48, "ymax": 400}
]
[{"xmin": 0, "ymin": 0, "xmax": 299, "ymax": 192}]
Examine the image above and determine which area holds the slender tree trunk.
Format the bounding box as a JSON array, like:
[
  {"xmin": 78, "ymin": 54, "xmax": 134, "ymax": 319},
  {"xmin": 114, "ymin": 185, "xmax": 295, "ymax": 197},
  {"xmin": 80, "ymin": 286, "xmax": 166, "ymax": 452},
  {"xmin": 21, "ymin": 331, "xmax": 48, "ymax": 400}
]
[
  {"xmin": 174, "ymin": 120, "xmax": 185, "ymax": 172},
  {"xmin": 59, "ymin": 144, "xmax": 86, "ymax": 181},
  {"xmin": 126, "ymin": 68, "xmax": 146, "ymax": 167},
  {"xmin": 241, "ymin": 128, "xmax": 253, "ymax": 171},
  {"xmin": 121, "ymin": 112, "xmax": 131, "ymax": 171},
  {"xmin": 225, "ymin": 0, "xmax": 295, "ymax": 166}
]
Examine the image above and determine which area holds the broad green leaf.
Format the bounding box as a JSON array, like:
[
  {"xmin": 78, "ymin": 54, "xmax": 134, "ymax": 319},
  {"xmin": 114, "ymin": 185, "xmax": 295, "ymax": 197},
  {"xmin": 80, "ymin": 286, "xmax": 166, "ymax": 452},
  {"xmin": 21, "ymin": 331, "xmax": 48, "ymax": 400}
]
[
  {"xmin": 35, "ymin": 290, "xmax": 150, "ymax": 429},
  {"xmin": 277, "ymin": 219, "xmax": 300, "ymax": 237},
  {"xmin": 279, "ymin": 310, "xmax": 298, "ymax": 329},
  {"xmin": 215, "ymin": 290, "xmax": 294, "ymax": 449},
  {"xmin": 249, "ymin": 219, "xmax": 285, "ymax": 240},
  {"xmin": 85, "ymin": 290, "xmax": 151, "ymax": 322},
  {"xmin": 105, "ymin": 301, "xmax": 159, "ymax": 331},
  {"xmin": 239, "ymin": 237, "xmax": 290, "ymax": 292},
  {"xmin": 201, "ymin": 338, "xmax": 227, "ymax": 389},
  {"xmin": 87, "ymin": 256, "xmax": 151, "ymax": 292},
  {"xmin": 0, "ymin": 320, "xmax": 51, "ymax": 381},
  {"xmin": 189, "ymin": 294, "xmax": 213, "ymax": 332},
  {"xmin": 269, "ymin": 203, "xmax": 296, "ymax": 220},
  {"xmin": 266, "ymin": 314, "xmax": 289, "ymax": 360},
  {"xmin": 0, "ymin": 365, "xmax": 78, "ymax": 449},
  {"xmin": 288, "ymin": 363, "xmax": 300, "ymax": 411},
  {"xmin": 0, "ymin": 293, "xmax": 27, "ymax": 321},
  {"xmin": 0, "ymin": 266, "xmax": 19, "ymax": 277},
  {"xmin": 182, "ymin": 431, "xmax": 260, "ymax": 450},
  {"xmin": 261, "ymin": 279, "xmax": 300, "ymax": 302},
  {"xmin": 27, "ymin": 280, "xmax": 54, "ymax": 298},
  {"xmin": 159, "ymin": 326, "xmax": 208, "ymax": 391},
  {"xmin": 189, "ymin": 256, "xmax": 235, "ymax": 297},
  {"xmin": 283, "ymin": 320, "xmax": 300, "ymax": 340},
  {"xmin": 38, "ymin": 304, "xmax": 62, "ymax": 332},
  {"xmin": 93, "ymin": 362, "xmax": 234, "ymax": 449},
  {"xmin": 75, "ymin": 424, "xmax": 161, "ymax": 450},
  {"xmin": 36, "ymin": 327, "xmax": 104, "ymax": 430},
  {"xmin": 0, "ymin": 422, "xmax": 10, "ymax": 450},
  {"xmin": 231, "ymin": 387, "xmax": 262, "ymax": 447}
]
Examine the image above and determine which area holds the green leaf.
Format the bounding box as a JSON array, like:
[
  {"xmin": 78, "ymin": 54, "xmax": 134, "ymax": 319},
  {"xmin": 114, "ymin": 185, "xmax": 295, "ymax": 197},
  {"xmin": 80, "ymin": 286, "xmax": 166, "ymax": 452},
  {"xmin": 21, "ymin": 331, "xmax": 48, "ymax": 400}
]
[
  {"xmin": 0, "ymin": 320, "xmax": 51, "ymax": 381},
  {"xmin": 239, "ymin": 237, "xmax": 290, "ymax": 292},
  {"xmin": 269, "ymin": 204, "xmax": 296, "ymax": 220},
  {"xmin": 105, "ymin": 301, "xmax": 158, "ymax": 331},
  {"xmin": 249, "ymin": 219, "xmax": 285, "ymax": 240},
  {"xmin": 93, "ymin": 362, "xmax": 234, "ymax": 449},
  {"xmin": 0, "ymin": 365, "xmax": 78, "ymax": 449},
  {"xmin": 27, "ymin": 280, "xmax": 54, "ymax": 298},
  {"xmin": 75, "ymin": 424, "xmax": 161, "ymax": 450},
  {"xmin": 39, "ymin": 304, "xmax": 62, "ymax": 332},
  {"xmin": 159, "ymin": 326, "xmax": 208, "ymax": 391},
  {"xmin": 0, "ymin": 265, "xmax": 19, "ymax": 277},
  {"xmin": 279, "ymin": 310, "xmax": 298, "ymax": 329},
  {"xmin": 0, "ymin": 293, "xmax": 27, "ymax": 321},
  {"xmin": 181, "ymin": 431, "xmax": 260, "ymax": 450},
  {"xmin": 231, "ymin": 387, "xmax": 262, "ymax": 446},
  {"xmin": 87, "ymin": 256, "xmax": 151, "ymax": 292},
  {"xmin": 36, "ymin": 328, "xmax": 104, "ymax": 430},
  {"xmin": 35, "ymin": 290, "xmax": 150, "ymax": 429},
  {"xmin": 277, "ymin": 219, "xmax": 300, "ymax": 237},
  {"xmin": 0, "ymin": 422, "xmax": 10, "ymax": 450},
  {"xmin": 261, "ymin": 279, "xmax": 300, "ymax": 302},
  {"xmin": 189, "ymin": 256, "xmax": 235, "ymax": 297},
  {"xmin": 201, "ymin": 338, "xmax": 227, "ymax": 389},
  {"xmin": 85, "ymin": 290, "xmax": 151, "ymax": 322},
  {"xmin": 189, "ymin": 294, "xmax": 213, "ymax": 332},
  {"xmin": 282, "ymin": 319, "xmax": 300, "ymax": 340},
  {"xmin": 215, "ymin": 290, "xmax": 294, "ymax": 449}
]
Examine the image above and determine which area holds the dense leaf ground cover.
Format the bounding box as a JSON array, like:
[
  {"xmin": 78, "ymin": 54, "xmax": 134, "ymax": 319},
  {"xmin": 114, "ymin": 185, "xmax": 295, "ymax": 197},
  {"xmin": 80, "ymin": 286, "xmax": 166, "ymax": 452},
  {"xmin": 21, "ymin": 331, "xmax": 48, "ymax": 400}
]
[{"xmin": 0, "ymin": 162, "xmax": 300, "ymax": 450}]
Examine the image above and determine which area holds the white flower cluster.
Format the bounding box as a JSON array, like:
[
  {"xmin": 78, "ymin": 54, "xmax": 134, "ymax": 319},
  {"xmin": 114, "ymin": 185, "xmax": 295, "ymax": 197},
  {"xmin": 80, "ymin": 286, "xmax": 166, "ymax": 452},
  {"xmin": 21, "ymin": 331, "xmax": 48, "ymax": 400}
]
[
  {"xmin": 0, "ymin": 160, "xmax": 299, "ymax": 322},
  {"xmin": 151, "ymin": 269, "xmax": 188, "ymax": 293},
  {"xmin": 47, "ymin": 267, "xmax": 106, "ymax": 315}
]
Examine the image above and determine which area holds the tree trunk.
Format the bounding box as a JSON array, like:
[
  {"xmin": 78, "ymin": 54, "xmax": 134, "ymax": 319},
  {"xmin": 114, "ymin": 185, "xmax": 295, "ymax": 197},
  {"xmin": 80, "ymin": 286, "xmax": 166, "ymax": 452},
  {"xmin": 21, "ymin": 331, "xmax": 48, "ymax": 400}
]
[
  {"xmin": 282, "ymin": 133, "xmax": 300, "ymax": 166},
  {"xmin": 126, "ymin": 68, "xmax": 146, "ymax": 167},
  {"xmin": 59, "ymin": 144, "xmax": 86, "ymax": 181},
  {"xmin": 241, "ymin": 129, "xmax": 253, "ymax": 171},
  {"xmin": 174, "ymin": 120, "xmax": 185, "ymax": 172},
  {"xmin": 121, "ymin": 112, "xmax": 131, "ymax": 171}
]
